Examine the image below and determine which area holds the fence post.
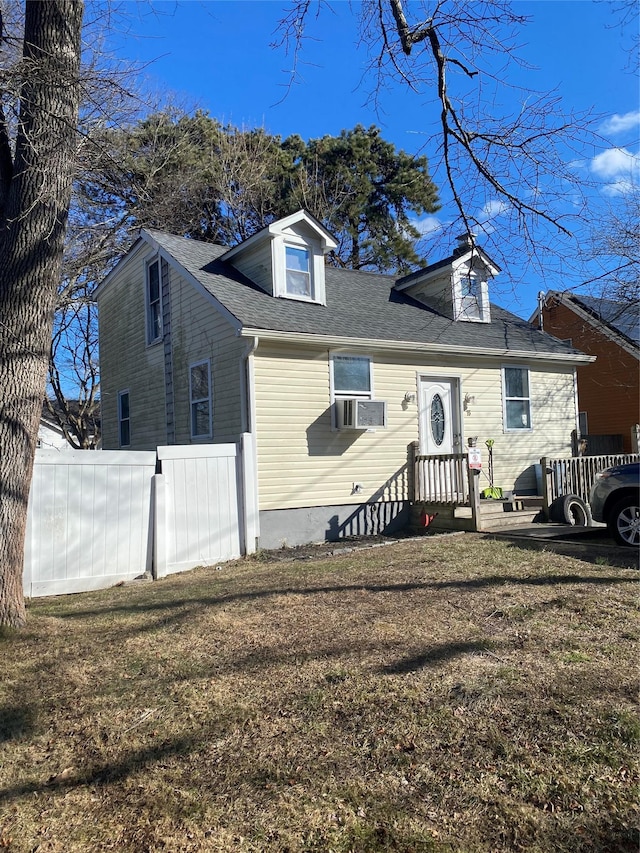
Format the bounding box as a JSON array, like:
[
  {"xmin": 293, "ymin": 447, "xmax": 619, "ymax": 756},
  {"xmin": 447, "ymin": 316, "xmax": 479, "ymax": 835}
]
[
  {"xmin": 409, "ymin": 441, "xmax": 419, "ymax": 502},
  {"xmin": 631, "ymin": 424, "xmax": 640, "ymax": 454},
  {"xmin": 540, "ymin": 456, "xmax": 552, "ymax": 521},
  {"xmin": 153, "ymin": 473, "xmax": 167, "ymax": 579},
  {"xmin": 467, "ymin": 459, "xmax": 482, "ymax": 531},
  {"xmin": 240, "ymin": 432, "xmax": 258, "ymax": 555}
]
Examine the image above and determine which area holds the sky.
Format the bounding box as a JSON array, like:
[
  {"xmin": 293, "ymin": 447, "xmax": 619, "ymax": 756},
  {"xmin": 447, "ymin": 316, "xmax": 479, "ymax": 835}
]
[{"xmin": 106, "ymin": 0, "xmax": 639, "ymax": 317}]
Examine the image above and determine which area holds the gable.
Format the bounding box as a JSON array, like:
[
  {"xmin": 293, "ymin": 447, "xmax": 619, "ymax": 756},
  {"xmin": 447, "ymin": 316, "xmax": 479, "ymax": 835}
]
[{"xmin": 540, "ymin": 291, "xmax": 640, "ymax": 361}]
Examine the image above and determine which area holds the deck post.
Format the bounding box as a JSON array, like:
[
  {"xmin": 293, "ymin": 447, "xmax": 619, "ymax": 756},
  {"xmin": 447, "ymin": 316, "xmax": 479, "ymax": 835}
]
[
  {"xmin": 468, "ymin": 459, "xmax": 482, "ymax": 532},
  {"xmin": 540, "ymin": 456, "xmax": 552, "ymax": 521}
]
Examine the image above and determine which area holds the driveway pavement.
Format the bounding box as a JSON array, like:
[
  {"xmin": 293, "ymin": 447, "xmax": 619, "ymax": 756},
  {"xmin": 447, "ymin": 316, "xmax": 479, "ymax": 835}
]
[{"xmin": 485, "ymin": 523, "xmax": 639, "ymax": 569}]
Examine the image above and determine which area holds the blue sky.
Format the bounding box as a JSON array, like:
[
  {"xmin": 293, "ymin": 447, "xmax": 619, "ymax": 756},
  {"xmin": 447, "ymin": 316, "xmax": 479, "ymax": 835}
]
[{"xmin": 109, "ymin": 1, "xmax": 639, "ymax": 317}]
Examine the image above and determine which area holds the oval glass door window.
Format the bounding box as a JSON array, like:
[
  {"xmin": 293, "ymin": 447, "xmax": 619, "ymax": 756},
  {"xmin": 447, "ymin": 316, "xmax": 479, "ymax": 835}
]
[{"xmin": 430, "ymin": 393, "xmax": 445, "ymax": 445}]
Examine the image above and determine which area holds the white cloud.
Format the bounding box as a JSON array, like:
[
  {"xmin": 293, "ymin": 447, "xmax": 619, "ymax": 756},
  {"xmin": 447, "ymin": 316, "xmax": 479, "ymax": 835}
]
[
  {"xmin": 590, "ymin": 146, "xmax": 640, "ymax": 194},
  {"xmin": 599, "ymin": 111, "xmax": 640, "ymax": 136},
  {"xmin": 472, "ymin": 199, "xmax": 510, "ymax": 235},
  {"xmin": 413, "ymin": 215, "xmax": 444, "ymax": 237},
  {"xmin": 478, "ymin": 199, "xmax": 509, "ymax": 222}
]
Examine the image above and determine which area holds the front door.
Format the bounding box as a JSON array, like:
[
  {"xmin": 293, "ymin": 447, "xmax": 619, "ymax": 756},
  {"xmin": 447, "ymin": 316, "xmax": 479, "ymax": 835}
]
[{"xmin": 419, "ymin": 377, "xmax": 462, "ymax": 455}]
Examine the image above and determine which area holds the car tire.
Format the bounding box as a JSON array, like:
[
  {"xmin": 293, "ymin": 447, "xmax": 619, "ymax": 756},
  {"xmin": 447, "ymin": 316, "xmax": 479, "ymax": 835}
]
[
  {"xmin": 549, "ymin": 494, "xmax": 593, "ymax": 527},
  {"xmin": 607, "ymin": 496, "xmax": 640, "ymax": 547}
]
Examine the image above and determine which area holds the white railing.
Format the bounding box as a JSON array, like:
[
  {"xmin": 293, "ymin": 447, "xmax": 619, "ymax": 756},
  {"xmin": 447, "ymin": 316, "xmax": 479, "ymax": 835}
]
[{"xmin": 414, "ymin": 452, "xmax": 470, "ymax": 505}]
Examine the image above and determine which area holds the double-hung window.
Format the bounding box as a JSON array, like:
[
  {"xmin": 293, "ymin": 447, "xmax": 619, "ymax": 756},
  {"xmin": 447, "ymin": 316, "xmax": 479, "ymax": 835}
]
[
  {"xmin": 285, "ymin": 245, "xmax": 312, "ymax": 298},
  {"xmin": 118, "ymin": 390, "xmax": 130, "ymax": 447},
  {"xmin": 331, "ymin": 354, "xmax": 386, "ymax": 429},
  {"xmin": 146, "ymin": 259, "xmax": 162, "ymax": 344},
  {"xmin": 332, "ymin": 354, "xmax": 372, "ymax": 399},
  {"xmin": 503, "ymin": 367, "xmax": 532, "ymax": 431},
  {"xmin": 189, "ymin": 360, "xmax": 212, "ymax": 439}
]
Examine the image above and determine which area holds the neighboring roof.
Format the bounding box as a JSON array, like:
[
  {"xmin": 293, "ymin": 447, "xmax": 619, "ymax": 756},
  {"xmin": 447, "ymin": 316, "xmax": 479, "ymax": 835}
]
[
  {"xmin": 41, "ymin": 400, "xmax": 101, "ymax": 433},
  {"xmin": 569, "ymin": 294, "xmax": 640, "ymax": 348}
]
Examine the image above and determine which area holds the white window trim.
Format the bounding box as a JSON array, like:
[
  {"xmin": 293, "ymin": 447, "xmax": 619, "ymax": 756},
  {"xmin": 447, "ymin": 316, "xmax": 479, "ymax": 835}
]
[
  {"xmin": 330, "ymin": 353, "xmax": 375, "ymax": 430},
  {"xmin": 189, "ymin": 359, "xmax": 212, "ymax": 440},
  {"xmin": 145, "ymin": 257, "xmax": 162, "ymax": 345},
  {"xmin": 501, "ymin": 365, "xmax": 533, "ymax": 433},
  {"xmin": 330, "ymin": 353, "xmax": 374, "ymax": 400},
  {"xmin": 452, "ymin": 260, "xmax": 490, "ymax": 323},
  {"xmin": 118, "ymin": 389, "xmax": 131, "ymax": 448},
  {"xmin": 273, "ymin": 235, "xmax": 326, "ymax": 305}
]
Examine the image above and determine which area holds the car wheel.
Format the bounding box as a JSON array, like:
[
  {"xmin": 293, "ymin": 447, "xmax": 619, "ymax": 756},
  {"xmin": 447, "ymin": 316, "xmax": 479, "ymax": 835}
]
[
  {"xmin": 549, "ymin": 494, "xmax": 592, "ymax": 526},
  {"xmin": 608, "ymin": 496, "xmax": 640, "ymax": 547}
]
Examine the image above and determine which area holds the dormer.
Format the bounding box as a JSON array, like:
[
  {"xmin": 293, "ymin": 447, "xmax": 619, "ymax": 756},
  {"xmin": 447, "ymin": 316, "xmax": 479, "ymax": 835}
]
[
  {"xmin": 221, "ymin": 210, "xmax": 338, "ymax": 306},
  {"xmin": 394, "ymin": 235, "xmax": 500, "ymax": 323}
]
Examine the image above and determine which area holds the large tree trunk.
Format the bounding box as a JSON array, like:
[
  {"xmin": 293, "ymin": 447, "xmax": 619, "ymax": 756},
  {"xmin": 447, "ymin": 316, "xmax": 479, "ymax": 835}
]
[{"xmin": 0, "ymin": 1, "xmax": 84, "ymax": 627}]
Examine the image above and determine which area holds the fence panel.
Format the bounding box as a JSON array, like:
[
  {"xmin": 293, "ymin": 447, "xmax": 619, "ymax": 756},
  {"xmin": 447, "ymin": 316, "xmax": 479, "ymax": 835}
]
[
  {"xmin": 25, "ymin": 450, "xmax": 156, "ymax": 597},
  {"xmin": 542, "ymin": 453, "xmax": 639, "ymax": 506},
  {"xmin": 156, "ymin": 444, "xmax": 243, "ymax": 576}
]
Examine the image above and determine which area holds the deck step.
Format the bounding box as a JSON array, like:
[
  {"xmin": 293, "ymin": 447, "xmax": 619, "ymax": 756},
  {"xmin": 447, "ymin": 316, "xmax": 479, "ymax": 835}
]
[{"xmin": 479, "ymin": 510, "xmax": 542, "ymax": 531}]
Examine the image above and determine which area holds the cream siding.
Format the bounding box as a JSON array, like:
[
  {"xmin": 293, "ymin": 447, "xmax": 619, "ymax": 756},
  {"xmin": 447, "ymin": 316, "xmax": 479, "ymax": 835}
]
[
  {"xmin": 228, "ymin": 240, "xmax": 274, "ymax": 295},
  {"xmin": 253, "ymin": 343, "xmax": 577, "ymax": 509},
  {"xmin": 169, "ymin": 267, "xmax": 245, "ymax": 443},
  {"xmin": 98, "ymin": 249, "xmax": 246, "ymax": 450},
  {"xmin": 98, "ymin": 249, "xmax": 166, "ymax": 450}
]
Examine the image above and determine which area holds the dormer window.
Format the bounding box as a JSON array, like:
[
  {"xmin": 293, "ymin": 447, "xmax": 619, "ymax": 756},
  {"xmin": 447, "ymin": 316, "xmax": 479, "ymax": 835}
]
[
  {"xmin": 459, "ymin": 267, "xmax": 484, "ymax": 321},
  {"xmin": 393, "ymin": 236, "xmax": 499, "ymax": 323},
  {"xmin": 220, "ymin": 210, "xmax": 337, "ymax": 306},
  {"xmin": 285, "ymin": 246, "xmax": 312, "ymax": 298}
]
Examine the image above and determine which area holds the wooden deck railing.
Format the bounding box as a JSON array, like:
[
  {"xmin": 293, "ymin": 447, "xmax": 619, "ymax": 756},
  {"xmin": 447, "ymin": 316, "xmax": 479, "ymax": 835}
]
[
  {"xmin": 541, "ymin": 453, "xmax": 639, "ymax": 508},
  {"xmin": 414, "ymin": 452, "xmax": 470, "ymax": 505}
]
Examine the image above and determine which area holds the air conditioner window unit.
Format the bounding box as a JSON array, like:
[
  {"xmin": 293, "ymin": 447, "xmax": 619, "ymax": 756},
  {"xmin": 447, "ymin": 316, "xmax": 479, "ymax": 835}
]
[{"xmin": 337, "ymin": 398, "xmax": 387, "ymax": 429}]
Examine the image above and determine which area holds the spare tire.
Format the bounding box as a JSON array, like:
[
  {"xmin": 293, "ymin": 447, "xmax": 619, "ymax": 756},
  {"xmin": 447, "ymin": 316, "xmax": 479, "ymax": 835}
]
[{"xmin": 549, "ymin": 494, "xmax": 593, "ymax": 526}]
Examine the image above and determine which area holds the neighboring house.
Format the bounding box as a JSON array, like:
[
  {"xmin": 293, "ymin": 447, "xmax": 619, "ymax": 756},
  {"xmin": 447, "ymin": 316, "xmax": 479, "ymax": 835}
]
[
  {"xmin": 38, "ymin": 401, "xmax": 102, "ymax": 451},
  {"xmin": 535, "ymin": 292, "xmax": 640, "ymax": 453},
  {"xmin": 38, "ymin": 407, "xmax": 73, "ymax": 451},
  {"xmin": 96, "ymin": 210, "xmax": 592, "ymax": 549}
]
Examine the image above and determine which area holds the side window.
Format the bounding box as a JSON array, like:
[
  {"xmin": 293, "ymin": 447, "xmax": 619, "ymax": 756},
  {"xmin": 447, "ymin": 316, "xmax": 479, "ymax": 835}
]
[
  {"xmin": 331, "ymin": 354, "xmax": 372, "ymax": 399},
  {"xmin": 189, "ymin": 360, "xmax": 212, "ymax": 439},
  {"xmin": 285, "ymin": 245, "xmax": 312, "ymax": 298},
  {"xmin": 146, "ymin": 258, "xmax": 162, "ymax": 344},
  {"xmin": 502, "ymin": 367, "xmax": 532, "ymax": 431},
  {"xmin": 118, "ymin": 390, "xmax": 130, "ymax": 447}
]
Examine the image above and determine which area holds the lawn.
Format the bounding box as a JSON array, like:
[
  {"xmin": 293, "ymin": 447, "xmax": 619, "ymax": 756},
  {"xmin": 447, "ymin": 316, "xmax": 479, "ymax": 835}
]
[{"xmin": 0, "ymin": 534, "xmax": 638, "ymax": 852}]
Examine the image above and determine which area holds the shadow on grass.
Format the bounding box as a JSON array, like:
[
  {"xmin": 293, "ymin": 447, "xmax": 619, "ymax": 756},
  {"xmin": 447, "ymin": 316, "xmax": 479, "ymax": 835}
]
[
  {"xmin": 380, "ymin": 640, "xmax": 494, "ymax": 674},
  {"xmin": 0, "ymin": 733, "xmax": 199, "ymax": 806},
  {"xmin": 47, "ymin": 571, "xmax": 634, "ymax": 628},
  {"xmin": 0, "ymin": 704, "xmax": 36, "ymax": 742}
]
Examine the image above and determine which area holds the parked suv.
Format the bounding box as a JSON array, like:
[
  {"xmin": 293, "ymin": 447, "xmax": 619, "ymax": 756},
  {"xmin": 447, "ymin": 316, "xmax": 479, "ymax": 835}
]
[{"xmin": 589, "ymin": 462, "xmax": 640, "ymax": 547}]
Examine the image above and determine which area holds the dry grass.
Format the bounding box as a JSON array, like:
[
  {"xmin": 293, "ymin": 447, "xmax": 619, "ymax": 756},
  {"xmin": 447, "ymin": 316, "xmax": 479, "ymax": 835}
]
[{"xmin": 1, "ymin": 535, "xmax": 638, "ymax": 852}]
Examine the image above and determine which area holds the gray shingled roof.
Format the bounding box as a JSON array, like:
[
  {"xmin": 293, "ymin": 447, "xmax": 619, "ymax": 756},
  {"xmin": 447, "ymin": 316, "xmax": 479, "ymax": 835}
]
[
  {"xmin": 572, "ymin": 294, "xmax": 640, "ymax": 347},
  {"xmin": 145, "ymin": 229, "xmax": 584, "ymax": 357}
]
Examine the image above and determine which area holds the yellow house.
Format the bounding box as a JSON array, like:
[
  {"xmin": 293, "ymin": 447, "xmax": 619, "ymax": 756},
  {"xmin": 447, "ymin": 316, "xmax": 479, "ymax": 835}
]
[{"xmin": 96, "ymin": 210, "xmax": 592, "ymax": 548}]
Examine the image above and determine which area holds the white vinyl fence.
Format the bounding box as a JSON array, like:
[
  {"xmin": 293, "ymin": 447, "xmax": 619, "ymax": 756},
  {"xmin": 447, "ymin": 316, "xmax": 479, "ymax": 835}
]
[
  {"xmin": 24, "ymin": 435, "xmax": 257, "ymax": 598},
  {"xmin": 155, "ymin": 435, "xmax": 257, "ymax": 577},
  {"xmin": 24, "ymin": 450, "xmax": 157, "ymax": 597}
]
